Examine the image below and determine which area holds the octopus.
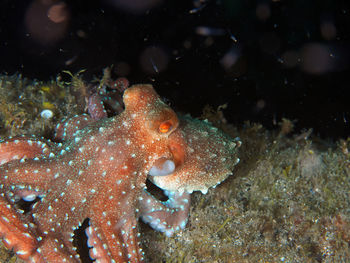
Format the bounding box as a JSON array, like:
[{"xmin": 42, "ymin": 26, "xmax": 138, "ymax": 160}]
[{"xmin": 0, "ymin": 83, "xmax": 241, "ymax": 262}]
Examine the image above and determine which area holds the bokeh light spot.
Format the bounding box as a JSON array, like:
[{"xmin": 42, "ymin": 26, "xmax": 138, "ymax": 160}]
[
  {"xmin": 301, "ymin": 43, "xmax": 333, "ymax": 74},
  {"xmin": 320, "ymin": 21, "xmax": 337, "ymax": 40},
  {"xmin": 25, "ymin": 0, "xmax": 70, "ymax": 46}
]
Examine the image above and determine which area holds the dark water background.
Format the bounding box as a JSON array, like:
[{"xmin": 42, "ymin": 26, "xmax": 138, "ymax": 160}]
[{"xmin": 0, "ymin": 0, "xmax": 349, "ymax": 139}]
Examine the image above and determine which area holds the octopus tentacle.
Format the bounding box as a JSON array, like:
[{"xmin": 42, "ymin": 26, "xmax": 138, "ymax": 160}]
[
  {"xmin": 55, "ymin": 114, "xmax": 94, "ymax": 142},
  {"xmin": 0, "ymin": 137, "xmax": 60, "ymax": 202},
  {"xmin": 33, "ymin": 236, "xmax": 80, "ymax": 263},
  {"xmin": 0, "ymin": 196, "xmax": 38, "ymax": 260},
  {"xmin": 56, "ymin": 78, "xmax": 129, "ymax": 142},
  {"xmin": 0, "ymin": 158, "xmax": 63, "ymax": 202},
  {"xmin": 99, "ymin": 77, "xmax": 129, "ymax": 114},
  {"xmin": 88, "ymin": 93, "xmax": 108, "ymax": 120},
  {"xmin": 88, "ymin": 212, "xmax": 143, "ymax": 262},
  {"xmin": 0, "ymin": 137, "xmax": 54, "ymax": 165},
  {"xmin": 86, "ymin": 224, "xmax": 112, "ymax": 263},
  {"xmin": 139, "ymin": 190, "xmax": 190, "ymax": 237}
]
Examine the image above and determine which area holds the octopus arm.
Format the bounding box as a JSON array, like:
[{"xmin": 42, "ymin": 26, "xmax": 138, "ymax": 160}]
[
  {"xmin": 0, "ymin": 195, "xmax": 38, "ymax": 261},
  {"xmin": 87, "ymin": 212, "xmax": 143, "ymax": 263},
  {"xmin": 0, "ymin": 158, "xmax": 62, "ymax": 202},
  {"xmin": 54, "ymin": 114, "xmax": 95, "ymax": 142},
  {"xmin": 139, "ymin": 189, "xmax": 190, "ymax": 237},
  {"xmin": 88, "ymin": 93, "xmax": 108, "ymax": 120},
  {"xmin": 30, "ymin": 235, "xmax": 81, "ymax": 263},
  {"xmin": 0, "ymin": 137, "xmax": 54, "ymax": 165}
]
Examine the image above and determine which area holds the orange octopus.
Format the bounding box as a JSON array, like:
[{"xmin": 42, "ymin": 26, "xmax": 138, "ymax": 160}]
[{"xmin": 0, "ymin": 84, "xmax": 240, "ymax": 262}]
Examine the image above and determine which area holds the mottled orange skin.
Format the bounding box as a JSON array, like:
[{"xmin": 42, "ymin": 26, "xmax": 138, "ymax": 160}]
[
  {"xmin": 0, "ymin": 85, "xmax": 185, "ymax": 262},
  {"xmin": 150, "ymin": 116, "xmax": 241, "ymax": 194}
]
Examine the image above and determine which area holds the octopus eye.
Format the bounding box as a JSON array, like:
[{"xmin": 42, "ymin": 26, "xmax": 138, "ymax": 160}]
[{"xmin": 159, "ymin": 120, "xmax": 172, "ymax": 133}]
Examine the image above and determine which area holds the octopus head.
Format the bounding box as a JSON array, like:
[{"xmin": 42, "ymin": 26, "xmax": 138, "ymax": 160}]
[
  {"xmin": 122, "ymin": 84, "xmax": 186, "ymax": 178},
  {"xmin": 149, "ymin": 116, "xmax": 241, "ymax": 194}
]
